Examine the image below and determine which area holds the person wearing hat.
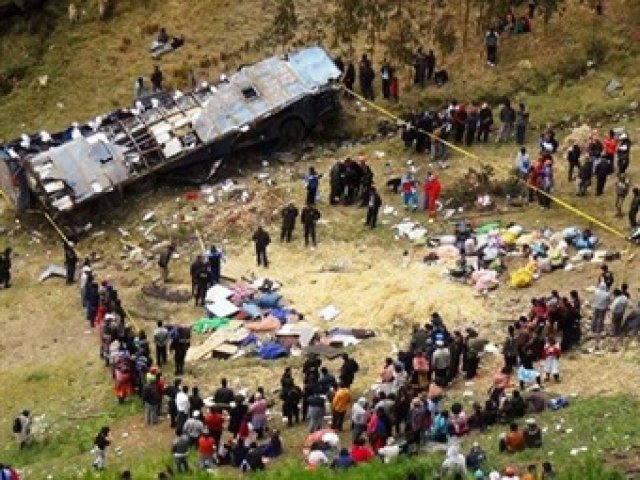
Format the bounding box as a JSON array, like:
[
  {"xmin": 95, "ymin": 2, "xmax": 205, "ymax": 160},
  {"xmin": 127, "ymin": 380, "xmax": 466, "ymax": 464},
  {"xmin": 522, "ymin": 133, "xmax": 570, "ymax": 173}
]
[
  {"xmin": 63, "ymin": 240, "xmax": 78, "ymax": 285},
  {"xmin": 523, "ymin": 418, "xmax": 542, "ymax": 448},
  {"xmin": 182, "ymin": 411, "xmax": 205, "ymax": 447},
  {"xmin": 0, "ymin": 247, "xmax": 12, "ymax": 289}
]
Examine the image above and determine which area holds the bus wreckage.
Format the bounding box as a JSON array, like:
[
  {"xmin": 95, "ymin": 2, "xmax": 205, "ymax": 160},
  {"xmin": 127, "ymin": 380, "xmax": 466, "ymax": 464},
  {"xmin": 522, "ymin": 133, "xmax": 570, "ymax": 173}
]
[{"xmin": 0, "ymin": 46, "xmax": 341, "ymax": 222}]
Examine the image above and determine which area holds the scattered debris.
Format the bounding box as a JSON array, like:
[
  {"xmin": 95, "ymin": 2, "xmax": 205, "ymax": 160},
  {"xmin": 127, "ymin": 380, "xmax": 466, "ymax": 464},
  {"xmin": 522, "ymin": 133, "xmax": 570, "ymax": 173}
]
[{"xmin": 38, "ymin": 264, "xmax": 66, "ymax": 282}]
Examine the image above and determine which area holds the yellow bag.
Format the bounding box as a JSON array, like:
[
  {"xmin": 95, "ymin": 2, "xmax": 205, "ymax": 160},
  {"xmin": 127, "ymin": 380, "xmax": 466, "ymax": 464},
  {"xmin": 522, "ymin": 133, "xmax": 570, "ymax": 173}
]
[{"xmin": 510, "ymin": 266, "xmax": 533, "ymax": 288}]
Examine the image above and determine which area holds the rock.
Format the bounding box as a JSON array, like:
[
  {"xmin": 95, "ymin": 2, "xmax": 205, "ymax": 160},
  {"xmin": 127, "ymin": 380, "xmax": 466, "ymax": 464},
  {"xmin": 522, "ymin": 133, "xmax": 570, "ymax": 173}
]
[
  {"xmin": 605, "ymin": 77, "xmax": 622, "ymax": 94},
  {"xmin": 630, "ymin": 101, "xmax": 639, "ymax": 111}
]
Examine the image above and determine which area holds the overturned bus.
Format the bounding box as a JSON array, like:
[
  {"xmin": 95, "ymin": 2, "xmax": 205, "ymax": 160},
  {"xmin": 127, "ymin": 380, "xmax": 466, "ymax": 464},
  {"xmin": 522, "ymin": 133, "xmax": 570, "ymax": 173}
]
[{"xmin": 0, "ymin": 46, "xmax": 341, "ymax": 221}]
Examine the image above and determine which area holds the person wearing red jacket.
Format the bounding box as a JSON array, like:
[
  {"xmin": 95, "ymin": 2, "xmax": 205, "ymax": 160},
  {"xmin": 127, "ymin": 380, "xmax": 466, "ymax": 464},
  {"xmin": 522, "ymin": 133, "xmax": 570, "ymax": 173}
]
[
  {"xmin": 349, "ymin": 436, "xmax": 374, "ymax": 463},
  {"xmin": 425, "ymin": 173, "xmax": 442, "ymax": 217},
  {"xmin": 543, "ymin": 336, "xmax": 561, "ymax": 382},
  {"xmin": 603, "ymin": 130, "xmax": 619, "ymax": 163}
]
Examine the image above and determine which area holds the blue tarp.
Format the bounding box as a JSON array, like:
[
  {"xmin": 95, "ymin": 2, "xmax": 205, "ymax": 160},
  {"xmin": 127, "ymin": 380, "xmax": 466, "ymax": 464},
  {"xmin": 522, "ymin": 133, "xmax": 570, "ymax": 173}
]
[{"xmin": 257, "ymin": 342, "xmax": 288, "ymax": 360}]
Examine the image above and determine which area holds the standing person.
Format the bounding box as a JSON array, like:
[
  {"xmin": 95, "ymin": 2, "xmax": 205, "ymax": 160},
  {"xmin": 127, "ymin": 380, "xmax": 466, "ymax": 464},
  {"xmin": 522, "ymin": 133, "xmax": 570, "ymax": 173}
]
[
  {"xmin": 170, "ymin": 328, "xmax": 190, "ymax": 376},
  {"xmin": 13, "ymin": 409, "xmax": 31, "ymax": 449},
  {"xmin": 251, "ymin": 227, "xmax": 271, "ymax": 268},
  {"xmin": 331, "ymin": 382, "xmax": 352, "ymax": 431},
  {"xmin": 79, "ymin": 261, "xmax": 92, "ymax": 306},
  {"xmin": 207, "ymin": 245, "xmax": 223, "ymax": 286},
  {"xmin": 578, "ymin": 156, "xmax": 593, "ymax": 195},
  {"xmin": 0, "ymin": 247, "xmax": 11, "ymax": 289},
  {"xmin": 566, "ymin": 141, "xmax": 582, "ymax": 182},
  {"xmin": 351, "ymin": 397, "xmax": 368, "ymax": 442},
  {"xmin": 477, "ymin": 103, "xmax": 493, "ymax": 143},
  {"xmin": 329, "ymin": 160, "xmax": 345, "ymax": 205},
  {"xmin": 464, "ymin": 107, "xmax": 479, "ymax": 146},
  {"xmin": 171, "ymin": 430, "xmax": 190, "ymax": 473},
  {"xmin": 542, "ymin": 336, "xmax": 561, "ymax": 382},
  {"xmin": 301, "ymin": 203, "xmax": 321, "ymax": 249},
  {"xmin": 63, "ymin": 241, "xmax": 78, "ymax": 285},
  {"xmin": 92, "ymin": 426, "xmax": 111, "ymax": 470},
  {"xmin": 591, "ymin": 283, "xmax": 609, "ymax": 335},
  {"xmin": 282, "ymin": 382, "xmax": 302, "ymax": 427},
  {"xmin": 339, "ymin": 353, "xmax": 359, "ymax": 387},
  {"xmin": 594, "ymin": 156, "xmax": 609, "ymax": 196},
  {"xmin": 280, "ymin": 203, "xmax": 299, "ymax": 243},
  {"xmin": 359, "ymin": 54, "xmax": 375, "ymax": 100},
  {"xmin": 432, "ymin": 340, "xmax": 451, "ymax": 386},
  {"xmin": 629, "ymin": 188, "xmax": 640, "ymax": 229},
  {"xmin": 400, "ymin": 171, "xmax": 418, "ymax": 211},
  {"xmin": 365, "ymin": 186, "xmax": 382, "ymax": 228},
  {"xmin": 425, "ymin": 173, "xmax": 442, "ymax": 218},
  {"xmin": 158, "ymin": 244, "xmax": 175, "ymax": 283},
  {"xmin": 343, "ymin": 62, "xmax": 355, "ymax": 95},
  {"xmin": 380, "ymin": 59, "xmax": 392, "ymax": 99},
  {"xmin": 425, "ymin": 49, "xmax": 436, "ymax": 81},
  {"xmin": 514, "ymin": 103, "xmax": 529, "ymax": 145},
  {"xmin": 617, "ymin": 132, "xmax": 631, "ymax": 174},
  {"xmin": 142, "ymin": 378, "xmax": 161, "ymax": 425},
  {"xmin": 496, "ymin": 101, "xmax": 515, "ymax": 143},
  {"xmin": 610, "ymin": 288, "xmax": 629, "ymax": 336},
  {"xmin": 193, "ymin": 256, "xmax": 209, "ymax": 307},
  {"xmin": 389, "ymin": 74, "xmax": 399, "ymax": 102},
  {"xmin": 153, "ymin": 321, "xmax": 170, "ymax": 367},
  {"xmin": 306, "ymin": 167, "xmax": 319, "ymax": 205},
  {"xmin": 150, "ymin": 65, "xmax": 163, "ymax": 92},
  {"xmin": 485, "ymin": 28, "xmax": 499, "ymax": 66},
  {"xmin": 615, "ymin": 173, "xmax": 630, "ymax": 217}
]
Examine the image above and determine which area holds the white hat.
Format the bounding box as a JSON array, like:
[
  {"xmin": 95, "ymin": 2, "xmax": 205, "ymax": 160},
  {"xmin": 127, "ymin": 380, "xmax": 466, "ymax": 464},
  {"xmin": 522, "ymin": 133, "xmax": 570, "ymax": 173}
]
[
  {"xmin": 436, "ymin": 340, "xmax": 445, "ymax": 347},
  {"xmin": 620, "ymin": 133, "xmax": 628, "ymax": 140},
  {"xmin": 386, "ymin": 436, "xmax": 395, "ymax": 445},
  {"xmin": 193, "ymin": 410, "xmax": 201, "ymax": 418},
  {"xmin": 526, "ymin": 418, "xmax": 536, "ymax": 425},
  {"xmin": 82, "ymin": 265, "xmax": 92, "ymax": 273}
]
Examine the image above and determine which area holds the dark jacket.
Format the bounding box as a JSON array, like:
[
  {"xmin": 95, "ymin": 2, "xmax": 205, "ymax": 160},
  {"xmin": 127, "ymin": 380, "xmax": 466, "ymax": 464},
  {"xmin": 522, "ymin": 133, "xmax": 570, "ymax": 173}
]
[
  {"xmin": 252, "ymin": 229, "xmax": 271, "ymax": 248},
  {"xmin": 368, "ymin": 191, "xmax": 382, "ymax": 211},
  {"xmin": 142, "ymin": 382, "xmax": 161, "ymax": 405},
  {"xmin": 301, "ymin": 207, "xmax": 321, "ymax": 226}
]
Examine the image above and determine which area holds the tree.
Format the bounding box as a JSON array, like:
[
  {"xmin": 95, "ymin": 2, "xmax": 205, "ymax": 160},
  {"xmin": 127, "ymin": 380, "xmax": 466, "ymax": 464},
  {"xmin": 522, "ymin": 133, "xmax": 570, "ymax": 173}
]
[
  {"xmin": 272, "ymin": 0, "xmax": 298, "ymax": 51},
  {"xmin": 333, "ymin": 0, "xmax": 365, "ymax": 55}
]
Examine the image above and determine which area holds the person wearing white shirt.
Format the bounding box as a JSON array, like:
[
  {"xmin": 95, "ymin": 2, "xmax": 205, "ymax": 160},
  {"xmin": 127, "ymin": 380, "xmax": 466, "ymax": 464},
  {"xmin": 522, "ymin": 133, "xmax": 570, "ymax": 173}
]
[{"xmin": 176, "ymin": 386, "xmax": 190, "ymax": 432}]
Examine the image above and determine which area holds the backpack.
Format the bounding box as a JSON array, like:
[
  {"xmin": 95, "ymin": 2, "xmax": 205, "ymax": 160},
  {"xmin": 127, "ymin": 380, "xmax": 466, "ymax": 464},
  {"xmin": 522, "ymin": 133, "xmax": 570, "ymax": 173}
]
[{"xmin": 12, "ymin": 417, "xmax": 21, "ymax": 434}]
